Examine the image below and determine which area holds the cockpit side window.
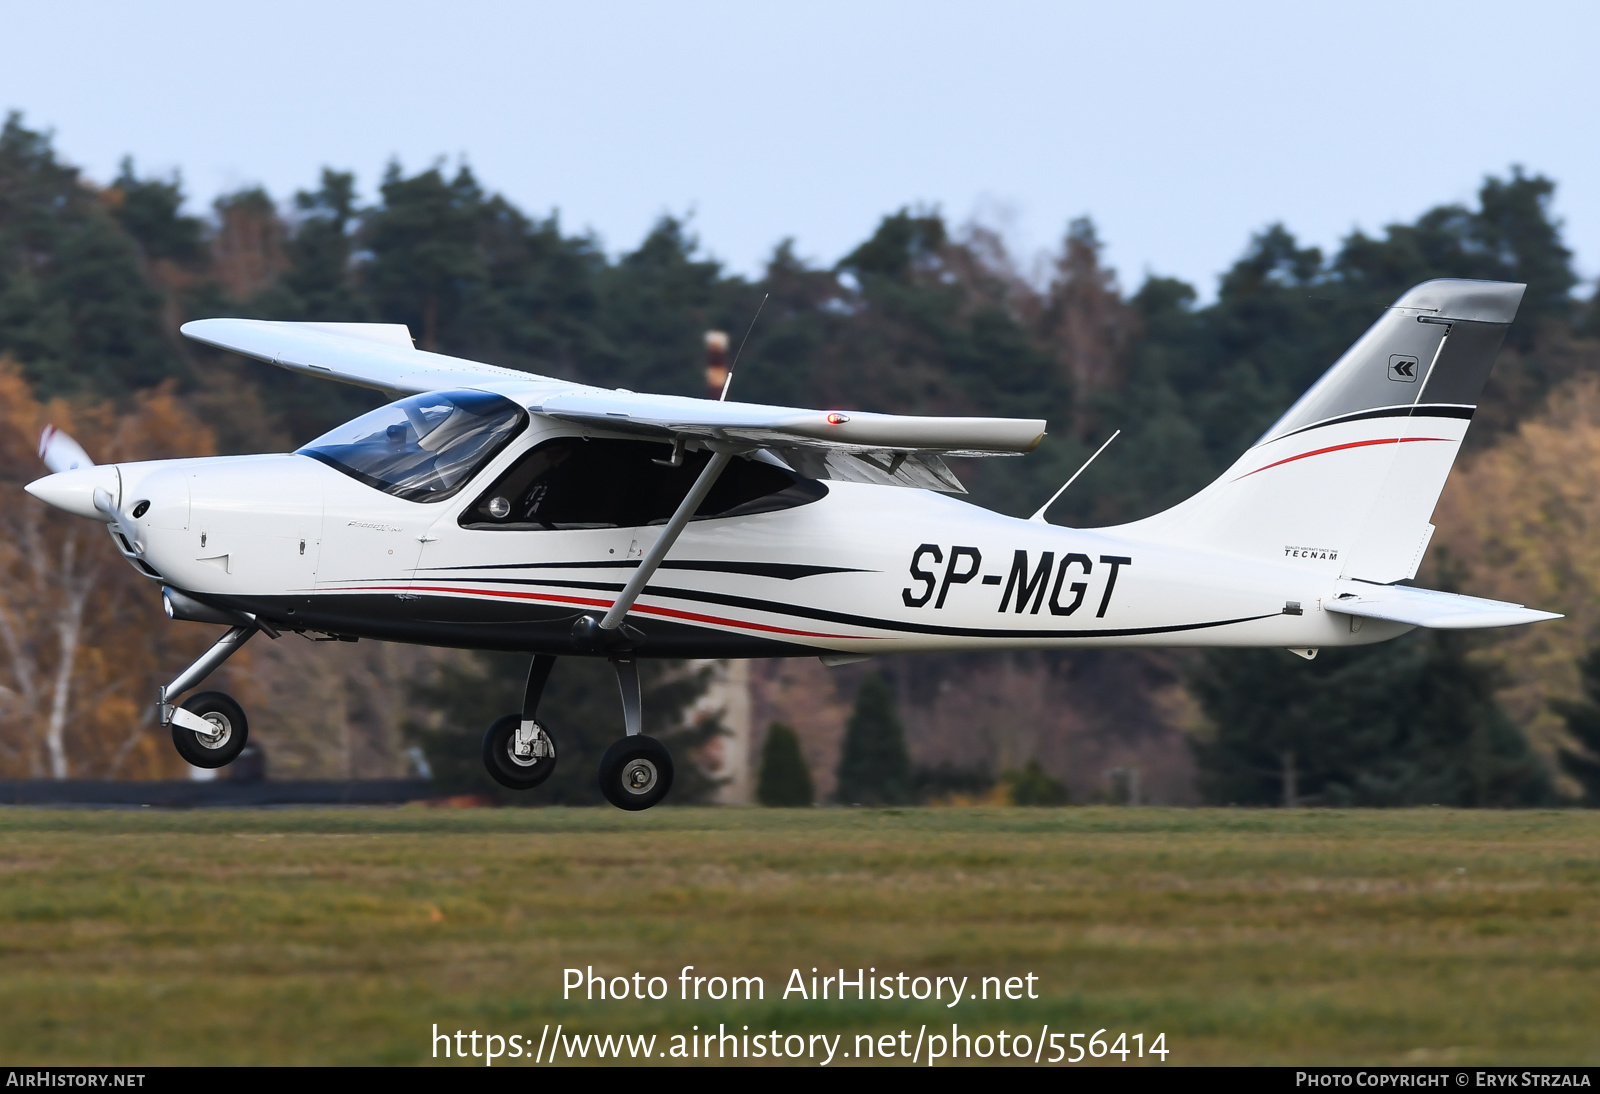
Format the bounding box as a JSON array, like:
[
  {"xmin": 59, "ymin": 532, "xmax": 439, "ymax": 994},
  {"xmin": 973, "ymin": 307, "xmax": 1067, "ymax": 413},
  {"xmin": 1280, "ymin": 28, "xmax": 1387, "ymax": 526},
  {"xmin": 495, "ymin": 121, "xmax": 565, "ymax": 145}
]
[
  {"xmin": 297, "ymin": 390, "xmax": 526, "ymax": 503},
  {"xmin": 459, "ymin": 437, "xmax": 827, "ymax": 530}
]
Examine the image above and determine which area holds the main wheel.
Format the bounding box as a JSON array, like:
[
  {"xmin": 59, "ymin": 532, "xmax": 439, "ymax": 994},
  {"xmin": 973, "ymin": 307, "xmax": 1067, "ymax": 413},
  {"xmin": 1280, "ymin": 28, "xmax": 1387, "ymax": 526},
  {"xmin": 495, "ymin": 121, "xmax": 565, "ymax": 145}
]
[
  {"xmin": 171, "ymin": 691, "xmax": 249, "ymax": 769},
  {"xmin": 482, "ymin": 714, "xmax": 558, "ymax": 790},
  {"xmin": 598, "ymin": 735, "xmax": 674, "ymax": 811}
]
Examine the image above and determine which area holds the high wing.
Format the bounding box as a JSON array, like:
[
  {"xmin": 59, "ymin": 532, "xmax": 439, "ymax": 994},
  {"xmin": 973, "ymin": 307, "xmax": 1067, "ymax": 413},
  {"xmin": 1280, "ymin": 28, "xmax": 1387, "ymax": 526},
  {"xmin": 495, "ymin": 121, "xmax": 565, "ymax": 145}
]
[
  {"xmin": 181, "ymin": 318, "xmax": 543, "ymax": 395},
  {"xmin": 181, "ymin": 318, "xmax": 1047, "ymax": 493},
  {"xmin": 1325, "ymin": 582, "xmax": 1561, "ymax": 630}
]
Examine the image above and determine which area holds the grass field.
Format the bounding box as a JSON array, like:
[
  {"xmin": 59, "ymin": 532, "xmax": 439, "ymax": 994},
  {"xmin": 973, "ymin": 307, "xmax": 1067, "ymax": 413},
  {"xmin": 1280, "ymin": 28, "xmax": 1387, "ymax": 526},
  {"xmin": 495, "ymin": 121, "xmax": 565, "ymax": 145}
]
[{"xmin": 0, "ymin": 806, "xmax": 1596, "ymax": 1066}]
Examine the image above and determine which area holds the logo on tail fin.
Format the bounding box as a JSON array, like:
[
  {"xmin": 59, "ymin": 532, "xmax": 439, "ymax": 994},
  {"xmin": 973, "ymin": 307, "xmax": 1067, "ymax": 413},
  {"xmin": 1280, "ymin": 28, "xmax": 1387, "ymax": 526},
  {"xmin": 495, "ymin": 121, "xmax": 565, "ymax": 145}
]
[{"xmin": 1388, "ymin": 355, "xmax": 1418, "ymax": 382}]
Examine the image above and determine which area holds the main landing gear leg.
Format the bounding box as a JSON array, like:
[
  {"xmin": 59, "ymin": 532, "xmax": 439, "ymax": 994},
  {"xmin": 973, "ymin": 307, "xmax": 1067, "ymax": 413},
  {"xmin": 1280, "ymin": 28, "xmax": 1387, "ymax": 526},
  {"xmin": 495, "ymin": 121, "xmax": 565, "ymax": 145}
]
[
  {"xmin": 160, "ymin": 624, "xmax": 257, "ymax": 769},
  {"xmin": 586, "ymin": 442, "xmax": 732, "ymax": 811},
  {"xmin": 482, "ymin": 655, "xmax": 559, "ymax": 790},
  {"xmin": 598, "ymin": 655, "xmax": 674, "ymax": 811},
  {"xmin": 613, "ymin": 656, "xmax": 641, "ymax": 737}
]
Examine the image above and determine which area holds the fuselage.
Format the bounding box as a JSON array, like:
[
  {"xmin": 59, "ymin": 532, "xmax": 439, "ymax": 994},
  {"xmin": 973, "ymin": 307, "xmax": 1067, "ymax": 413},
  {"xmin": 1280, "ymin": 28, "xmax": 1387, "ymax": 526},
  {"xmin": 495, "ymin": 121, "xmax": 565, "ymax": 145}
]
[{"xmin": 95, "ymin": 410, "xmax": 1408, "ymax": 659}]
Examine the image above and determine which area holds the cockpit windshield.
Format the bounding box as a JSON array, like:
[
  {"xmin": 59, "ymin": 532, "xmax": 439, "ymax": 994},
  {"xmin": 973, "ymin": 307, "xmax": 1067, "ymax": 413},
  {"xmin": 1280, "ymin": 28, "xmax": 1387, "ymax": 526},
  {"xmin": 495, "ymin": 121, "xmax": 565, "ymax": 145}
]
[{"xmin": 297, "ymin": 390, "xmax": 527, "ymax": 502}]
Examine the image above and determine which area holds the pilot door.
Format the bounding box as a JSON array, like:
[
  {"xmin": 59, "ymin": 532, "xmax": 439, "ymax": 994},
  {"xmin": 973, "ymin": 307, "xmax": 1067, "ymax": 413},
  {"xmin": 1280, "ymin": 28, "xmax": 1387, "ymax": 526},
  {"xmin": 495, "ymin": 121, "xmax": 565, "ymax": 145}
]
[{"xmin": 410, "ymin": 437, "xmax": 651, "ymax": 641}]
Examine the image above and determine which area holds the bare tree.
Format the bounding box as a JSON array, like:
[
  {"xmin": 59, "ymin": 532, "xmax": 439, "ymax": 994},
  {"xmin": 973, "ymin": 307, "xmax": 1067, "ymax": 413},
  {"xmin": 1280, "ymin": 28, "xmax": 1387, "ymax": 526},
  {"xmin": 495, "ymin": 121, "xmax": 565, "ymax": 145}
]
[
  {"xmin": 1037, "ymin": 218, "xmax": 1137, "ymax": 436},
  {"xmin": 0, "ymin": 363, "xmax": 226, "ymax": 778}
]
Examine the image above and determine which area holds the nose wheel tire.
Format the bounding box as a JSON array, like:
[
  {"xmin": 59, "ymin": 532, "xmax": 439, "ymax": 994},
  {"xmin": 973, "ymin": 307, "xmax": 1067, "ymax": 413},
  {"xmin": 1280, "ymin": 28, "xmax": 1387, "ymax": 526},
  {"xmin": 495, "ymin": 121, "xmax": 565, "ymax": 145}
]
[
  {"xmin": 482, "ymin": 713, "xmax": 558, "ymax": 790},
  {"xmin": 598, "ymin": 735, "xmax": 674, "ymax": 811},
  {"xmin": 170, "ymin": 691, "xmax": 249, "ymax": 769}
]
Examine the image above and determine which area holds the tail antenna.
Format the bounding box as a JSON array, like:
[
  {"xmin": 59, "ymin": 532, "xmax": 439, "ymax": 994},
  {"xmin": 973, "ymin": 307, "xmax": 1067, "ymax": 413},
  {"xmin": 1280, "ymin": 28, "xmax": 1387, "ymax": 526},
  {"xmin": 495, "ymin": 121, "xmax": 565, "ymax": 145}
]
[
  {"xmin": 720, "ymin": 293, "xmax": 768, "ymax": 402},
  {"xmin": 1029, "ymin": 429, "xmax": 1120, "ymax": 523}
]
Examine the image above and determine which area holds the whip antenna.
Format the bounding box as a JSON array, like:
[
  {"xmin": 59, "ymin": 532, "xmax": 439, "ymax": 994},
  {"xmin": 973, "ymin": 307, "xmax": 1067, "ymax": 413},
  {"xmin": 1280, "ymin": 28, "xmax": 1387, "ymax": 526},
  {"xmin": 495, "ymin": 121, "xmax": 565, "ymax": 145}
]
[
  {"xmin": 1029, "ymin": 429, "xmax": 1120, "ymax": 523},
  {"xmin": 720, "ymin": 293, "xmax": 768, "ymax": 401}
]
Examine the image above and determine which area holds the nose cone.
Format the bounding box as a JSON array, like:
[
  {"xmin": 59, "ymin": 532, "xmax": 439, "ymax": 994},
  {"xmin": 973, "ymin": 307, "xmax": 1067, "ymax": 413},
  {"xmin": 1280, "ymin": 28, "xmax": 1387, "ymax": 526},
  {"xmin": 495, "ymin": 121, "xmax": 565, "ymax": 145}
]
[{"xmin": 24, "ymin": 466, "xmax": 121, "ymax": 522}]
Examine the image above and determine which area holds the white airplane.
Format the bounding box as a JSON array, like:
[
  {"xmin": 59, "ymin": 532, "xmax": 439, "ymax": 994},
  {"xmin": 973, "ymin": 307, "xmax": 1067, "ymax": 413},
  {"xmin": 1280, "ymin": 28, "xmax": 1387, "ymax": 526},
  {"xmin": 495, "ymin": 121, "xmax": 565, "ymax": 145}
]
[{"xmin": 25, "ymin": 278, "xmax": 1559, "ymax": 809}]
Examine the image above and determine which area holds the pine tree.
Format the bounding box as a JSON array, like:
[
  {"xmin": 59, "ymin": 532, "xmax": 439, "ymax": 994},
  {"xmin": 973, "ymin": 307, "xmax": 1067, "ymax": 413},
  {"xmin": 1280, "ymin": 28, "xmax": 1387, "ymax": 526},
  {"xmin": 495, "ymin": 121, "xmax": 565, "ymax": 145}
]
[
  {"xmin": 1191, "ymin": 632, "xmax": 1552, "ymax": 807},
  {"xmin": 835, "ymin": 673, "xmax": 910, "ymax": 805},
  {"xmin": 756, "ymin": 722, "xmax": 814, "ymax": 807},
  {"xmin": 0, "ymin": 115, "xmax": 180, "ymax": 397},
  {"xmin": 1551, "ymin": 647, "xmax": 1600, "ymax": 805},
  {"xmin": 363, "ymin": 162, "xmax": 488, "ymax": 351},
  {"xmin": 281, "ymin": 169, "xmax": 364, "ymax": 321},
  {"xmin": 1003, "ymin": 759, "xmax": 1069, "ymax": 806},
  {"xmin": 108, "ymin": 158, "xmax": 203, "ymax": 263}
]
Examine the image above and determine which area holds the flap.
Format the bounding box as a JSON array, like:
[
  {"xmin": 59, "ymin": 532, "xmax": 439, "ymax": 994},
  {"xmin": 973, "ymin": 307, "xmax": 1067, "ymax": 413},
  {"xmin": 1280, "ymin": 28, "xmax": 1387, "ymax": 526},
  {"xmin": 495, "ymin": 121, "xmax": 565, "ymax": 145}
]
[{"xmin": 533, "ymin": 390, "xmax": 1045, "ymax": 493}]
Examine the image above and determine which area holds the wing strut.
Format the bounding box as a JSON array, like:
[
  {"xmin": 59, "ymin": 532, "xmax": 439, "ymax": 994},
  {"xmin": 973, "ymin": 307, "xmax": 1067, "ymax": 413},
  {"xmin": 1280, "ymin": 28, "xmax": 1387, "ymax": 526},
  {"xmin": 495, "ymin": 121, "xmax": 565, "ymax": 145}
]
[{"xmin": 599, "ymin": 447, "xmax": 735, "ymax": 631}]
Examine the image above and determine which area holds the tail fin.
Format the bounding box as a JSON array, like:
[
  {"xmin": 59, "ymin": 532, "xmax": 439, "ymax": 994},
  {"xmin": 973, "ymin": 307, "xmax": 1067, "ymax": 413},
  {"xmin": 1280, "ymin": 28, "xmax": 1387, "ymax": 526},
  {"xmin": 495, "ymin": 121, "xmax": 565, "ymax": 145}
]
[{"xmin": 1115, "ymin": 279, "xmax": 1524, "ymax": 583}]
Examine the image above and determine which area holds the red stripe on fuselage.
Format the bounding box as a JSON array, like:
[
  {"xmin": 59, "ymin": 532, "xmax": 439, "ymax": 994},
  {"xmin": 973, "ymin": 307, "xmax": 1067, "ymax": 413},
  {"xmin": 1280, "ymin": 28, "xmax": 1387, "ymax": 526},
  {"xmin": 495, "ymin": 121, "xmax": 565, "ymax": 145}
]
[
  {"xmin": 1236, "ymin": 436, "xmax": 1451, "ymax": 479},
  {"xmin": 322, "ymin": 583, "xmax": 871, "ymax": 641}
]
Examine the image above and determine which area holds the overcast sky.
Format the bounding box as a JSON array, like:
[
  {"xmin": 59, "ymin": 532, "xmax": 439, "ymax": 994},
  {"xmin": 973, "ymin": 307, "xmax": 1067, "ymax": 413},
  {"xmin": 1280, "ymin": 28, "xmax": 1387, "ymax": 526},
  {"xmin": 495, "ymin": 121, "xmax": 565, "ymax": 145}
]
[{"xmin": 4, "ymin": 1, "xmax": 1597, "ymax": 298}]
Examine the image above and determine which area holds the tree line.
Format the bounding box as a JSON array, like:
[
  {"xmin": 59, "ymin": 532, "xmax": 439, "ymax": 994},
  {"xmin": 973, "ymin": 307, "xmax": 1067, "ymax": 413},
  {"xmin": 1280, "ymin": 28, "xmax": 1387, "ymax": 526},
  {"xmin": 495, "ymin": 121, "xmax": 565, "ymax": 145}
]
[{"xmin": 3, "ymin": 109, "xmax": 1598, "ymax": 801}]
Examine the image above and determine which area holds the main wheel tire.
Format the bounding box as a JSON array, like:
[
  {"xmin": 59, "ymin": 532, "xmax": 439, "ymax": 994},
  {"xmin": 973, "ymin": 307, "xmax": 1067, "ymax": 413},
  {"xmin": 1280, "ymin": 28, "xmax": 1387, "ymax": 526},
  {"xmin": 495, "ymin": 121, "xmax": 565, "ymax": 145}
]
[
  {"xmin": 482, "ymin": 713, "xmax": 558, "ymax": 790},
  {"xmin": 598, "ymin": 735, "xmax": 674, "ymax": 811},
  {"xmin": 171, "ymin": 691, "xmax": 249, "ymax": 769}
]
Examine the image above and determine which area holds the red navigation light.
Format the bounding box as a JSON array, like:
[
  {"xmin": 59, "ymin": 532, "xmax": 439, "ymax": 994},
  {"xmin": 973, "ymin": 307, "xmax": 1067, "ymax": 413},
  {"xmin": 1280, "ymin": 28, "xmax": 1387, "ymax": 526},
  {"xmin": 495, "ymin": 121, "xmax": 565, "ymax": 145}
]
[{"xmin": 826, "ymin": 412, "xmax": 849, "ymax": 425}]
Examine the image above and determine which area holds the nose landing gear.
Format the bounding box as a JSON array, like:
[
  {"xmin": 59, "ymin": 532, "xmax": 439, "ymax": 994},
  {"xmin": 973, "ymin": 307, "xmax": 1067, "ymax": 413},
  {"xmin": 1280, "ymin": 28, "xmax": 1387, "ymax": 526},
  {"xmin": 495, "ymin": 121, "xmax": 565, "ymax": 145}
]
[
  {"xmin": 169, "ymin": 691, "xmax": 250, "ymax": 768},
  {"xmin": 158, "ymin": 619, "xmax": 261, "ymax": 771}
]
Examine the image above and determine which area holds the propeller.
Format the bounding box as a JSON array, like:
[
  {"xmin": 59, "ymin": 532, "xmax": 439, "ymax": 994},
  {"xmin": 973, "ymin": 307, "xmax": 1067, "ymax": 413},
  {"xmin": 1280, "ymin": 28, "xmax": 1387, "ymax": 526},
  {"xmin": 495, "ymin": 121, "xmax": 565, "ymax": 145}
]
[
  {"xmin": 27, "ymin": 426, "xmax": 119, "ymax": 522},
  {"xmin": 39, "ymin": 425, "xmax": 94, "ymax": 473}
]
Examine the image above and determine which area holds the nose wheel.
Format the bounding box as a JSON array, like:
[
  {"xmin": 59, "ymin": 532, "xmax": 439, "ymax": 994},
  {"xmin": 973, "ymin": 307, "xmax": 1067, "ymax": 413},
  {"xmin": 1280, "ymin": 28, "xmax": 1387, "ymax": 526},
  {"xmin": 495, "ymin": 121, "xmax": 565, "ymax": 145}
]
[
  {"xmin": 482, "ymin": 714, "xmax": 558, "ymax": 790},
  {"xmin": 170, "ymin": 691, "xmax": 250, "ymax": 768},
  {"xmin": 598, "ymin": 735, "xmax": 674, "ymax": 810}
]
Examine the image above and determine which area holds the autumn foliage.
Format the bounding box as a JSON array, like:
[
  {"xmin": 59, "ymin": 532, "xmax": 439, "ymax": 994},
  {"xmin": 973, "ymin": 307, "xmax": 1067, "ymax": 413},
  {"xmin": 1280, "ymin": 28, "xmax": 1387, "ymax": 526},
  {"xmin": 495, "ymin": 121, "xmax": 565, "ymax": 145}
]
[
  {"xmin": 1431, "ymin": 373, "xmax": 1600, "ymax": 771},
  {"xmin": 0, "ymin": 361, "xmax": 224, "ymax": 777}
]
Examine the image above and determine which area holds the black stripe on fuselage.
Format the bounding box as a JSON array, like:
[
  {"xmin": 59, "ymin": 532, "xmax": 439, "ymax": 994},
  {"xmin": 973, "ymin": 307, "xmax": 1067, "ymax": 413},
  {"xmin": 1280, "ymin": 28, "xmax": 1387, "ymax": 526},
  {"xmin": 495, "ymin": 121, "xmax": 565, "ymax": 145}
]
[
  {"xmin": 409, "ymin": 575, "xmax": 1279, "ymax": 641},
  {"xmin": 419, "ymin": 559, "xmax": 870, "ymax": 580},
  {"xmin": 1270, "ymin": 403, "xmax": 1474, "ymax": 443},
  {"xmin": 208, "ymin": 590, "xmax": 815, "ymax": 657}
]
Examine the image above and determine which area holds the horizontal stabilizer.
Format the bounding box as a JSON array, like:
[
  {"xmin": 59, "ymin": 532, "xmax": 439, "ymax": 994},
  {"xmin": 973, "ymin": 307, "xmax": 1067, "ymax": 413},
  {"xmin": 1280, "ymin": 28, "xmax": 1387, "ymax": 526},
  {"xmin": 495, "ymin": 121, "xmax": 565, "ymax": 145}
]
[{"xmin": 1325, "ymin": 583, "xmax": 1561, "ymax": 630}]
